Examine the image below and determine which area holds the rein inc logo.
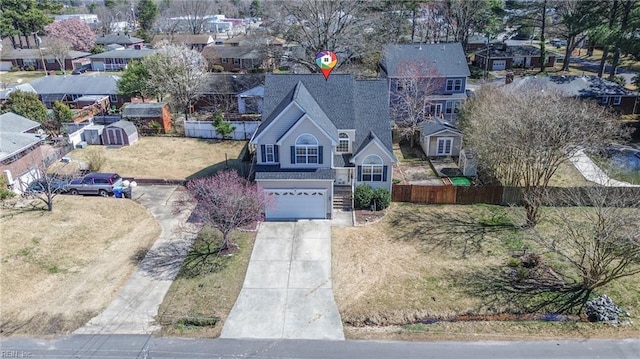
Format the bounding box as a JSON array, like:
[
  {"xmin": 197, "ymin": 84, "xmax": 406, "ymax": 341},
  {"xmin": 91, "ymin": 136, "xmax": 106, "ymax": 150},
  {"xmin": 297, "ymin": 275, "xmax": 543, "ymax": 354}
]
[{"xmin": 315, "ymin": 50, "xmax": 337, "ymax": 80}]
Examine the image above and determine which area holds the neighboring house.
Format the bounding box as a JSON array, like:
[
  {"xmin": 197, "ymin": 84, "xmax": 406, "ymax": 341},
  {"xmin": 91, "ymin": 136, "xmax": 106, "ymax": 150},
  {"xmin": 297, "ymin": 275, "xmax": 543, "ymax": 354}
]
[
  {"xmin": 222, "ymin": 35, "xmax": 287, "ymax": 47},
  {"xmin": 474, "ymin": 44, "xmax": 557, "ymax": 71},
  {"xmin": 0, "ymin": 112, "xmax": 48, "ymax": 193},
  {"xmin": 510, "ymin": 75, "xmax": 640, "ymax": 115},
  {"xmin": 103, "ymin": 120, "xmax": 138, "ymax": 146},
  {"xmin": 95, "ymin": 34, "xmax": 144, "ymax": 49},
  {"xmin": 466, "ymin": 34, "xmax": 490, "ymax": 52},
  {"xmin": 202, "ymin": 45, "xmax": 266, "ymax": 72},
  {"xmin": 380, "ymin": 43, "xmax": 471, "ymax": 123},
  {"xmin": 251, "ymin": 74, "xmax": 396, "ymax": 220},
  {"xmin": 420, "ymin": 119, "xmax": 463, "ymax": 157},
  {"xmin": 0, "ymin": 48, "xmax": 91, "ymax": 71},
  {"xmin": 29, "ymin": 75, "xmax": 128, "ymax": 109},
  {"xmin": 0, "ymin": 83, "xmax": 37, "ymax": 105},
  {"xmin": 151, "ymin": 34, "xmax": 215, "ymax": 52},
  {"xmin": 121, "ymin": 102, "xmax": 172, "ymax": 133},
  {"xmin": 88, "ymin": 48, "xmax": 156, "ymax": 71},
  {"xmin": 195, "ymin": 73, "xmax": 265, "ymax": 113},
  {"xmin": 237, "ymin": 85, "xmax": 264, "ymax": 114}
]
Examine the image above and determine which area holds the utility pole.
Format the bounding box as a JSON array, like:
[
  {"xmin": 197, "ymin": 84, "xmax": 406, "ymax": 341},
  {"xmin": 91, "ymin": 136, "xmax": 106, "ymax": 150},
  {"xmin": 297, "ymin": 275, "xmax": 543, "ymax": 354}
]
[{"xmin": 34, "ymin": 33, "xmax": 47, "ymax": 76}]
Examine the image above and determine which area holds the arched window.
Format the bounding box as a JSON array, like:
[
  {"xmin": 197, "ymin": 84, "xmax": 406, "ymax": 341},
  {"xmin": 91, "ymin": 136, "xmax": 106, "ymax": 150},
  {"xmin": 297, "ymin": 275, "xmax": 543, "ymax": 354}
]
[
  {"xmin": 337, "ymin": 133, "xmax": 349, "ymax": 153},
  {"xmin": 295, "ymin": 134, "xmax": 318, "ymax": 164},
  {"xmin": 361, "ymin": 155, "xmax": 384, "ymax": 182}
]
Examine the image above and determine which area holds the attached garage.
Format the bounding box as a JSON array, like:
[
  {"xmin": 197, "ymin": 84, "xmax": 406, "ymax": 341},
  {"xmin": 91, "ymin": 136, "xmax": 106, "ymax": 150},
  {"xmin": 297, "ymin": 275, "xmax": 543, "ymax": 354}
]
[
  {"xmin": 492, "ymin": 60, "xmax": 507, "ymax": 70},
  {"xmin": 265, "ymin": 189, "xmax": 327, "ymax": 220}
]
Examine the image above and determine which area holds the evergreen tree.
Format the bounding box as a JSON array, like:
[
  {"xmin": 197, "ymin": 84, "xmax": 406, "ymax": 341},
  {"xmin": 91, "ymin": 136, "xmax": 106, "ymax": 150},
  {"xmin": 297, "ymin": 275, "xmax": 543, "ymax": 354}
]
[{"xmin": 1, "ymin": 91, "xmax": 48, "ymax": 125}]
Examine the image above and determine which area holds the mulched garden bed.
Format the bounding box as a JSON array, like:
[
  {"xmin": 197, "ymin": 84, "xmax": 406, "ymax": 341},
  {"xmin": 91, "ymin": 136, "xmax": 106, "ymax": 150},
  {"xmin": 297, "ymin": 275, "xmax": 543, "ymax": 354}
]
[{"xmin": 355, "ymin": 209, "xmax": 386, "ymax": 225}]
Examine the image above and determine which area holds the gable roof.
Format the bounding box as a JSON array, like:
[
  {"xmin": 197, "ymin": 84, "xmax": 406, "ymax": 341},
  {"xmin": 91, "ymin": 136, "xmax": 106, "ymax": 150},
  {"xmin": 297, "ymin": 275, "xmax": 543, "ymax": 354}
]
[
  {"xmin": 30, "ymin": 75, "xmax": 120, "ymax": 95},
  {"xmin": 511, "ymin": 75, "xmax": 639, "ymax": 98},
  {"xmin": 152, "ymin": 34, "xmax": 214, "ymax": 46},
  {"xmin": 202, "ymin": 45, "xmax": 263, "ymax": 60},
  {"xmin": 121, "ymin": 102, "xmax": 167, "ymax": 118},
  {"xmin": 0, "ymin": 132, "xmax": 44, "ymax": 162},
  {"xmin": 476, "ymin": 45, "xmax": 552, "ymax": 59},
  {"xmin": 255, "ymin": 74, "xmax": 393, "ymax": 157},
  {"xmin": 202, "ymin": 73, "xmax": 265, "ymax": 95},
  {"xmin": 95, "ymin": 34, "xmax": 144, "ymax": 45},
  {"xmin": 88, "ymin": 48, "xmax": 156, "ymax": 59},
  {"xmin": 107, "ymin": 120, "xmax": 137, "ymax": 135},
  {"xmin": 0, "ymin": 112, "xmax": 41, "ymax": 133},
  {"xmin": 1, "ymin": 48, "xmax": 91, "ymax": 60},
  {"xmin": 420, "ymin": 119, "xmax": 462, "ymax": 136},
  {"xmin": 381, "ymin": 43, "xmax": 471, "ymax": 78},
  {"xmin": 0, "ymin": 83, "xmax": 37, "ymax": 100},
  {"xmin": 238, "ymin": 85, "xmax": 264, "ymax": 97}
]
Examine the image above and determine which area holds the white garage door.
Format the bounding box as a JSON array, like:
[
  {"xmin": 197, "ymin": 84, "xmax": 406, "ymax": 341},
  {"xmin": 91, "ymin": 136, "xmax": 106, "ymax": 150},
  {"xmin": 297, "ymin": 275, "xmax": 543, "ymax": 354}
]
[
  {"xmin": 266, "ymin": 189, "xmax": 327, "ymax": 220},
  {"xmin": 492, "ymin": 60, "xmax": 506, "ymax": 70}
]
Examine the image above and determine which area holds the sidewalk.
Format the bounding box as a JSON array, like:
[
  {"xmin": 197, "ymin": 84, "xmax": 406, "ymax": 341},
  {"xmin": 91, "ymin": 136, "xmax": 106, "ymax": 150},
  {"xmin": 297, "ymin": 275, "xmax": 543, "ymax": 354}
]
[{"xmin": 570, "ymin": 149, "xmax": 640, "ymax": 187}]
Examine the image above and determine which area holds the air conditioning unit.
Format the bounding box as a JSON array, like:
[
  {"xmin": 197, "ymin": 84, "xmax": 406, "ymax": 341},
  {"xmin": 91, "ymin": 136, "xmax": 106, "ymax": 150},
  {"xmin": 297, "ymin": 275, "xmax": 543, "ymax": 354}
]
[{"xmin": 459, "ymin": 149, "xmax": 477, "ymax": 177}]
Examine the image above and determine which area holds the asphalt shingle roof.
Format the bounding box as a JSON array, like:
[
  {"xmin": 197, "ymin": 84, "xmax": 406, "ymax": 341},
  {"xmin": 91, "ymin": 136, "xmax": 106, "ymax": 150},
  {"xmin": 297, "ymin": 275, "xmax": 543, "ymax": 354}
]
[
  {"xmin": 89, "ymin": 48, "xmax": 155, "ymax": 59},
  {"xmin": 202, "ymin": 73, "xmax": 265, "ymax": 94},
  {"xmin": 0, "ymin": 132, "xmax": 43, "ymax": 161},
  {"xmin": 511, "ymin": 75, "xmax": 639, "ymax": 98},
  {"xmin": 420, "ymin": 119, "xmax": 462, "ymax": 136},
  {"xmin": 476, "ymin": 45, "xmax": 549, "ymax": 58},
  {"xmin": 255, "ymin": 166, "xmax": 333, "ymax": 180},
  {"xmin": 95, "ymin": 34, "xmax": 144, "ymax": 45},
  {"xmin": 202, "ymin": 46, "xmax": 262, "ymax": 60},
  {"xmin": 1, "ymin": 48, "xmax": 90, "ymax": 60},
  {"xmin": 256, "ymin": 74, "xmax": 393, "ymax": 168},
  {"xmin": 30, "ymin": 75, "xmax": 120, "ymax": 95},
  {"xmin": 0, "ymin": 112, "xmax": 40, "ymax": 133},
  {"xmin": 108, "ymin": 120, "xmax": 137, "ymax": 136},
  {"xmin": 122, "ymin": 103, "xmax": 166, "ymax": 118},
  {"xmin": 381, "ymin": 43, "xmax": 471, "ymax": 78}
]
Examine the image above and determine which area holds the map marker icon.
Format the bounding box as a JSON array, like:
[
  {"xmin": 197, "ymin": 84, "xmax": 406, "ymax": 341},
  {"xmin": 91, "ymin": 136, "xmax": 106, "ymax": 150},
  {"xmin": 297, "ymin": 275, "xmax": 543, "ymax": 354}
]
[{"xmin": 316, "ymin": 50, "xmax": 337, "ymax": 80}]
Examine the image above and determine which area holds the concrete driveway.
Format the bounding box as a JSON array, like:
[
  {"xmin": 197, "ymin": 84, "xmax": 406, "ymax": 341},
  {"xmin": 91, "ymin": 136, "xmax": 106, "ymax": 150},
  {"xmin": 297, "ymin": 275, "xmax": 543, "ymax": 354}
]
[
  {"xmin": 75, "ymin": 185, "xmax": 196, "ymax": 335},
  {"xmin": 221, "ymin": 221, "xmax": 344, "ymax": 340}
]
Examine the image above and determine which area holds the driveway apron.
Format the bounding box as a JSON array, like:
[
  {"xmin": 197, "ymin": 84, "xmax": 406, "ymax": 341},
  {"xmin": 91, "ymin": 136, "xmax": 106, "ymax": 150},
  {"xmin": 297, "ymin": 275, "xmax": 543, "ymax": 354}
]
[
  {"xmin": 221, "ymin": 221, "xmax": 344, "ymax": 340},
  {"xmin": 75, "ymin": 185, "xmax": 196, "ymax": 335}
]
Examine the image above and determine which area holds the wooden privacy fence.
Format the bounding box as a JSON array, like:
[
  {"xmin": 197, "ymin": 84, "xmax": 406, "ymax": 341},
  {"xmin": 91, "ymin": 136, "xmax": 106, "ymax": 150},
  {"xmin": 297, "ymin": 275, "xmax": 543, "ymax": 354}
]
[{"xmin": 392, "ymin": 185, "xmax": 640, "ymax": 206}]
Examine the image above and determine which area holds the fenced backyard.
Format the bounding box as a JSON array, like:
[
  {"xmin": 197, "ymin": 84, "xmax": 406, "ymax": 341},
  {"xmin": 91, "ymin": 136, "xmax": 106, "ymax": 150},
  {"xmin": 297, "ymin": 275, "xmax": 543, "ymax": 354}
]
[
  {"xmin": 184, "ymin": 120, "xmax": 259, "ymax": 140},
  {"xmin": 391, "ymin": 184, "xmax": 640, "ymax": 206}
]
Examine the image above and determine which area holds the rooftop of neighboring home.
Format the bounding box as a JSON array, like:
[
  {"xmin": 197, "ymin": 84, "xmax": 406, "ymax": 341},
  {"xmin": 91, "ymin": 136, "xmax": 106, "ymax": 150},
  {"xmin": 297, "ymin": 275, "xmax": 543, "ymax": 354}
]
[
  {"xmin": 95, "ymin": 33, "xmax": 144, "ymax": 45},
  {"xmin": 29, "ymin": 75, "xmax": 121, "ymax": 95},
  {"xmin": 202, "ymin": 73, "xmax": 265, "ymax": 94},
  {"xmin": 255, "ymin": 74, "xmax": 393, "ymax": 167},
  {"xmin": 202, "ymin": 45, "xmax": 263, "ymax": 59},
  {"xmin": 1, "ymin": 48, "xmax": 91, "ymax": 60},
  {"xmin": 0, "ymin": 112, "xmax": 45, "ymax": 162},
  {"xmin": 0, "ymin": 84, "xmax": 37, "ymax": 101},
  {"xmin": 0, "ymin": 112, "xmax": 41, "ymax": 133},
  {"xmin": 151, "ymin": 34, "xmax": 215, "ymax": 46},
  {"xmin": 222, "ymin": 35, "xmax": 287, "ymax": 47},
  {"xmin": 511, "ymin": 75, "xmax": 639, "ymax": 98},
  {"xmin": 381, "ymin": 42, "xmax": 471, "ymax": 78},
  {"xmin": 88, "ymin": 48, "xmax": 156, "ymax": 59},
  {"xmin": 121, "ymin": 102, "xmax": 167, "ymax": 118},
  {"xmin": 476, "ymin": 44, "xmax": 552, "ymax": 58}
]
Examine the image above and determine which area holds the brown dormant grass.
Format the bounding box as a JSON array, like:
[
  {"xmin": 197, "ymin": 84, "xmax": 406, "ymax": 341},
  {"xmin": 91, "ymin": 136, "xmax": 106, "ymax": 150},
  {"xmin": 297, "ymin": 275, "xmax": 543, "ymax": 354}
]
[
  {"xmin": 332, "ymin": 203, "xmax": 640, "ymax": 340},
  {"xmin": 0, "ymin": 196, "xmax": 160, "ymax": 335},
  {"xmin": 68, "ymin": 138, "xmax": 246, "ymax": 180}
]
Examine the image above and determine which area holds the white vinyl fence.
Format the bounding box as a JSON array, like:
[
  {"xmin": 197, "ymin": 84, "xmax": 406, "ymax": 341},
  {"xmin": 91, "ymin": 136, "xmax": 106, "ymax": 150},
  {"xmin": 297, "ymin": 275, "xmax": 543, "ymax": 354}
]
[{"xmin": 184, "ymin": 120, "xmax": 260, "ymax": 140}]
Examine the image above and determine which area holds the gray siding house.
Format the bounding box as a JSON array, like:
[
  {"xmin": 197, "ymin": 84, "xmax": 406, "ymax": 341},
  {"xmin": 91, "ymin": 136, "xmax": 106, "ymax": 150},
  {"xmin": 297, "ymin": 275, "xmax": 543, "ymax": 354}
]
[{"xmin": 251, "ymin": 74, "xmax": 396, "ymax": 220}]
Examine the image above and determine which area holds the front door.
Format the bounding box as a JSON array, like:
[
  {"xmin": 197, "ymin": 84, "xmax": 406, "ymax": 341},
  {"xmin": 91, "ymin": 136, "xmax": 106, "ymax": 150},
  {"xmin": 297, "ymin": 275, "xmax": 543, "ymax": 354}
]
[{"xmin": 335, "ymin": 168, "xmax": 352, "ymax": 186}]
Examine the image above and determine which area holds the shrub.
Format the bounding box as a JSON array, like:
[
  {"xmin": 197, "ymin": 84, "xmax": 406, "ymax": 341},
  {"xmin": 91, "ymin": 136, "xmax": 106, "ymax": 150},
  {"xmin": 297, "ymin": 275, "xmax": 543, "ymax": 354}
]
[
  {"xmin": 353, "ymin": 184, "xmax": 374, "ymax": 209},
  {"xmin": 25, "ymin": 65, "xmax": 35, "ymax": 71},
  {"xmin": 610, "ymin": 75, "xmax": 626, "ymax": 87},
  {"xmin": 211, "ymin": 65, "xmax": 224, "ymax": 72},
  {"xmin": 10, "ymin": 65, "xmax": 20, "ymax": 72},
  {"xmin": 371, "ymin": 187, "xmax": 391, "ymax": 211},
  {"xmin": 85, "ymin": 148, "xmax": 107, "ymax": 172},
  {"xmin": 0, "ymin": 175, "xmax": 15, "ymax": 200}
]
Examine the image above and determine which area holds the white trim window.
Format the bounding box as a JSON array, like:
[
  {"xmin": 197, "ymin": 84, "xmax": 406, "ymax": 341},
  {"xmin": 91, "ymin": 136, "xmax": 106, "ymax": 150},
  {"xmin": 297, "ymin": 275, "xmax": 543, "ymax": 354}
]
[
  {"xmin": 265, "ymin": 144, "xmax": 275, "ymax": 163},
  {"xmin": 109, "ymin": 94, "xmax": 118, "ymax": 103},
  {"xmin": 445, "ymin": 79, "xmax": 463, "ymax": 92},
  {"xmin": 221, "ymin": 58, "xmax": 228, "ymax": 63},
  {"xmin": 361, "ymin": 155, "xmax": 383, "ymax": 182},
  {"xmin": 233, "ymin": 58, "xmax": 240, "ymax": 65},
  {"xmin": 295, "ymin": 134, "xmax": 318, "ymax": 164},
  {"xmin": 436, "ymin": 137, "xmax": 454, "ymax": 155},
  {"xmin": 599, "ymin": 96, "xmax": 609, "ymax": 104},
  {"xmin": 337, "ymin": 132, "xmax": 350, "ymax": 153},
  {"xmin": 613, "ymin": 96, "xmax": 622, "ymax": 105},
  {"xmin": 445, "ymin": 101, "xmax": 460, "ymax": 114}
]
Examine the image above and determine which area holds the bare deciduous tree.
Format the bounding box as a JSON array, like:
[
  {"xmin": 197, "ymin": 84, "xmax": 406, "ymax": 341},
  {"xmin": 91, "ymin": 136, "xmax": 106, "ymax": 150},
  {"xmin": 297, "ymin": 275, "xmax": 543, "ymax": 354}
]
[
  {"xmin": 44, "ymin": 37, "xmax": 71, "ymax": 74},
  {"xmin": 21, "ymin": 158, "xmax": 82, "ymax": 212},
  {"xmin": 144, "ymin": 42, "xmax": 207, "ymax": 121},
  {"xmin": 170, "ymin": 0, "xmax": 216, "ymax": 35},
  {"xmin": 459, "ymin": 84, "xmax": 628, "ymax": 227}
]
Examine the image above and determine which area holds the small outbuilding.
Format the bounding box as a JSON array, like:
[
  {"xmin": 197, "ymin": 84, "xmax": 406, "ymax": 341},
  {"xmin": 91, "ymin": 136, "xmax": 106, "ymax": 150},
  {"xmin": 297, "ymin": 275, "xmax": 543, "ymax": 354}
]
[
  {"xmin": 81, "ymin": 124, "xmax": 104, "ymax": 145},
  {"xmin": 104, "ymin": 120, "xmax": 138, "ymax": 146},
  {"xmin": 121, "ymin": 102, "xmax": 172, "ymax": 134},
  {"xmin": 420, "ymin": 119, "xmax": 463, "ymax": 157}
]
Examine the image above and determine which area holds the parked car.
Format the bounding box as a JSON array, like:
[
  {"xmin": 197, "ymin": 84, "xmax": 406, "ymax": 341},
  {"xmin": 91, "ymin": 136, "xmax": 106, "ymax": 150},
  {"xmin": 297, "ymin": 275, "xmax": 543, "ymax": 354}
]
[
  {"xmin": 26, "ymin": 178, "xmax": 69, "ymax": 194},
  {"xmin": 67, "ymin": 172, "xmax": 123, "ymax": 197},
  {"xmin": 71, "ymin": 66, "xmax": 87, "ymax": 75}
]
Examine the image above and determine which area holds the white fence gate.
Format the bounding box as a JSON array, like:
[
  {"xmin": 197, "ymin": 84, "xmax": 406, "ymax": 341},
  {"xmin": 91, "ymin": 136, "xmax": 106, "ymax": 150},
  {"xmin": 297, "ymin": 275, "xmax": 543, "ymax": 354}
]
[{"xmin": 184, "ymin": 121, "xmax": 260, "ymax": 140}]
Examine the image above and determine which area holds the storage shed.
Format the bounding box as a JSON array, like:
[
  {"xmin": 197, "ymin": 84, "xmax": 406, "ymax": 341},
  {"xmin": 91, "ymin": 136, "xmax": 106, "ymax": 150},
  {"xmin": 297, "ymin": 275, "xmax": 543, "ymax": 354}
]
[
  {"xmin": 82, "ymin": 124, "xmax": 104, "ymax": 145},
  {"xmin": 121, "ymin": 102, "xmax": 172, "ymax": 134},
  {"xmin": 104, "ymin": 120, "xmax": 138, "ymax": 146}
]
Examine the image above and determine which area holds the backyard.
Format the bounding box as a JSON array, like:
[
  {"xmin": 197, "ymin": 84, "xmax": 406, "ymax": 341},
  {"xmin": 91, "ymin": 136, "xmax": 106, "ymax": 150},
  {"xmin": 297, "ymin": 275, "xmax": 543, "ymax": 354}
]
[
  {"xmin": 332, "ymin": 203, "xmax": 640, "ymax": 340},
  {"xmin": 66, "ymin": 137, "xmax": 247, "ymax": 180},
  {"xmin": 0, "ymin": 196, "xmax": 161, "ymax": 336}
]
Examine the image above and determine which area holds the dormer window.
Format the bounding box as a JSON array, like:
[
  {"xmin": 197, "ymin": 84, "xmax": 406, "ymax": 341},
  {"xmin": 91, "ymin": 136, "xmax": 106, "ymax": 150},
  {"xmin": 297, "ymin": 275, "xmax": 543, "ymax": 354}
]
[
  {"xmin": 294, "ymin": 134, "xmax": 319, "ymax": 164},
  {"xmin": 337, "ymin": 133, "xmax": 350, "ymax": 153}
]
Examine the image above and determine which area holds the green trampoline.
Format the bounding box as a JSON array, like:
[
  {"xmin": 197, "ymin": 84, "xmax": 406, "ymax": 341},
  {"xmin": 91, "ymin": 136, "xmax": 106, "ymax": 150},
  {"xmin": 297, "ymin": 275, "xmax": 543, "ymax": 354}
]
[{"xmin": 449, "ymin": 177, "xmax": 471, "ymax": 186}]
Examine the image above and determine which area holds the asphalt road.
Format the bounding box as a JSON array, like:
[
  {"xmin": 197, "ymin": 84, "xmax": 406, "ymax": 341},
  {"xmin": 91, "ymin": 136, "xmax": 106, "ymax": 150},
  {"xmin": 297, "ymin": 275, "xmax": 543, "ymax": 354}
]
[{"xmin": 1, "ymin": 335, "xmax": 639, "ymax": 358}]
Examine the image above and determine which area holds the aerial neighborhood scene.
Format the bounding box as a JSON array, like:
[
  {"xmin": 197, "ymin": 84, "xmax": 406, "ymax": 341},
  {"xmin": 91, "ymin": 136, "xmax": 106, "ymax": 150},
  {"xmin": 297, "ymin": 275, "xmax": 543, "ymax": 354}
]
[{"xmin": 1, "ymin": 0, "xmax": 640, "ymax": 356}]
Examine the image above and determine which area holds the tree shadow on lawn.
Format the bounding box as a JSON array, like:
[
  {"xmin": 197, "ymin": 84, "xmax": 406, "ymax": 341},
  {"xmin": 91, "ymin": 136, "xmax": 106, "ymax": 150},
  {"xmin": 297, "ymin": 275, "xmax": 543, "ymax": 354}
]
[
  {"xmin": 388, "ymin": 205, "xmax": 521, "ymax": 258},
  {"xmin": 136, "ymin": 239, "xmax": 193, "ymax": 281}
]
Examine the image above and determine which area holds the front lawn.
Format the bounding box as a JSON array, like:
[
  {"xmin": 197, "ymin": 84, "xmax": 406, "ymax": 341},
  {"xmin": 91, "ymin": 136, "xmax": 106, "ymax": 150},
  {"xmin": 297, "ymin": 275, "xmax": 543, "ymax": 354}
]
[
  {"xmin": 67, "ymin": 137, "xmax": 247, "ymax": 180},
  {"xmin": 0, "ymin": 196, "xmax": 160, "ymax": 336},
  {"xmin": 332, "ymin": 203, "xmax": 640, "ymax": 340}
]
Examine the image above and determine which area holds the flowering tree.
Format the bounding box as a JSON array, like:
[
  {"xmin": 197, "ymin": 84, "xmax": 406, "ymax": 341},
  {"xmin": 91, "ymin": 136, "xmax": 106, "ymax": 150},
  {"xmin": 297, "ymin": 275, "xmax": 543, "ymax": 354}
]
[
  {"xmin": 186, "ymin": 171, "xmax": 272, "ymax": 251},
  {"xmin": 44, "ymin": 19, "xmax": 96, "ymax": 52}
]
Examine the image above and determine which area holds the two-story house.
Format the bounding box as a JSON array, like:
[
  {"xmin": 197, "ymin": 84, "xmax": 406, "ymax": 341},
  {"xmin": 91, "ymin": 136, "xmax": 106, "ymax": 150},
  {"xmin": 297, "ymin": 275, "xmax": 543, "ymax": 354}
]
[
  {"xmin": 250, "ymin": 74, "xmax": 396, "ymax": 220},
  {"xmin": 380, "ymin": 43, "xmax": 471, "ymax": 124}
]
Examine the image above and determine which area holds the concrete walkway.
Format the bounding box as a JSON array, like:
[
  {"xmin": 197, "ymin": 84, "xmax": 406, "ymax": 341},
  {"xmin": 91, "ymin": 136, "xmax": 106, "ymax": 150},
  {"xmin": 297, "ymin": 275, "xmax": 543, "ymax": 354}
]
[
  {"xmin": 332, "ymin": 209, "xmax": 354, "ymax": 227},
  {"xmin": 221, "ymin": 221, "xmax": 344, "ymax": 340},
  {"xmin": 75, "ymin": 185, "xmax": 196, "ymax": 335},
  {"xmin": 570, "ymin": 149, "xmax": 640, "ymax": 187}
]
